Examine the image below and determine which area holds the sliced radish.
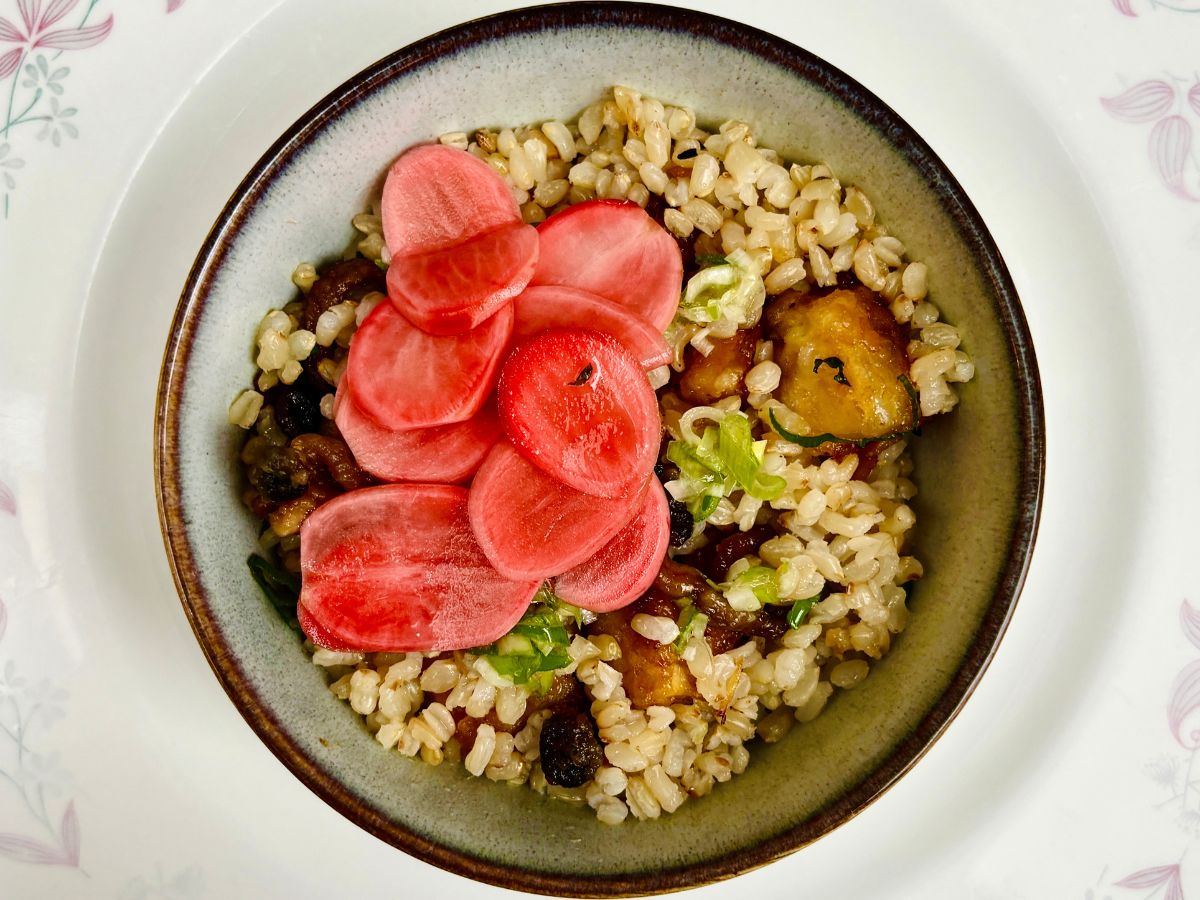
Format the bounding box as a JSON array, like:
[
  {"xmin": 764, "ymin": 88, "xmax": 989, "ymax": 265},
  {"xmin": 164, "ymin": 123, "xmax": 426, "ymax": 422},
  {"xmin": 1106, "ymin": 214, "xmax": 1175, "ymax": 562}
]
[
  {"xmin": 346, "ymin": 300, "xmax": 511, "ymax": 430},
  {"xmin": 554, "ymin": 482, "xmax": 670, "ymax": 613},
  {"xmin": 532, "ymin": 199, "xmax": 683, "ymax": 331},
  {"xmin": 469, "ymin": 441, "xmax": 647, "ymax": 580},
  {"xmin": 382, "ymin": 144, "xmax": 522, "ymax": 253},
  {"xmin": 298, "ymin": 602, "xmax": 362, "ymax": 652},
  {"xmin": 511, "ymin": 284, "xmax": 671, "ymax": 371},
  {"xmin": 381, "ymin": 145, "xmax": 537, "ymax": 335},
  {"xmin": 497, "ymin": 328, "xmax": 661, "ymax": 499},
  {"xmin": 335, "ymin": 376, "xmax": 501, "ymax": 484},
  {"xmin": 299, "ymin": 483, "xmax": 540, "ymax": 652},
  {"xmin": 387, "ymin": 221, "xmax": 538, "ymax": 335}
]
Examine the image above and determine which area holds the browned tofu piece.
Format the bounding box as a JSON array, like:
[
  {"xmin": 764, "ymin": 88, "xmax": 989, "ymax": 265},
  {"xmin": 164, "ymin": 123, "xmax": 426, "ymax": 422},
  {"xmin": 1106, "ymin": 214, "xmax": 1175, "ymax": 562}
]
[
  {"xmin": 589, "ymin": 606, "xmax": 697, "ymax": 709},
  {"xmin": 678, "ymin": 326, "xmax": 760, "ymax": 405},
  {"xmin": 766, "ymin": 287, "xmax": 913, "ymax": 441}
]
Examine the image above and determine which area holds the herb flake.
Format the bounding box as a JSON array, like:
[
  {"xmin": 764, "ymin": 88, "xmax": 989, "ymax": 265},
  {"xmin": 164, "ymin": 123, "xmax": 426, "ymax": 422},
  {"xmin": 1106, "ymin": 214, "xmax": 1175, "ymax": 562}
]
[{"xmin": 813, "ymin": 356, "xmax": 850, "ymax": 386}]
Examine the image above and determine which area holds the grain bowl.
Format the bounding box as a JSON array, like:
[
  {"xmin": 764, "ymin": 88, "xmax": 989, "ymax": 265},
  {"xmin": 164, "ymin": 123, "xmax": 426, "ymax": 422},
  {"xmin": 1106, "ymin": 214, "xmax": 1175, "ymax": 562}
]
[{"xmin": 155, "ymin": 3, "xmax": 1043, "ymax": 895}]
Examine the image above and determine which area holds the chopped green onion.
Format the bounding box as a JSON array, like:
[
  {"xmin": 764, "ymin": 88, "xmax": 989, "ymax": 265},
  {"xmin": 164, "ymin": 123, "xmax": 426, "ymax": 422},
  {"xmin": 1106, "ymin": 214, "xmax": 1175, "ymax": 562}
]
[
  {"xmin": 719, "ymin": 565, "xmax": 780, "ymax": 610},
  {"xmin": 786, "ymin": 596, "xmax": 819, "ymax": 629},
  {"xmin": 374, "ymin": 258, "xmax": 389, "ymax": 272},
  {"xmin": 715, "ymin": 414, "xmax": 787, "ymax": 501},
  {"xmin": 475, "ymin": 588, "xmax": 579, "ymax": 692},
  {"xmin": 676, "ymin": 248, "xmax": 766, "ymax": 330},
  {"xmin": 665, "ymin": 412, "xmax": 786, "ymax": 521},
  {"xmin": 695, "ymin": 253, "xmax": 728, "ymax": 267},
  {"xmin": 673, "ymin": 605, "xmax": 709, "ymax": 653},
  {"xmin": 692, "ymin": 493, "xmax": 721, "ymax": 521}
]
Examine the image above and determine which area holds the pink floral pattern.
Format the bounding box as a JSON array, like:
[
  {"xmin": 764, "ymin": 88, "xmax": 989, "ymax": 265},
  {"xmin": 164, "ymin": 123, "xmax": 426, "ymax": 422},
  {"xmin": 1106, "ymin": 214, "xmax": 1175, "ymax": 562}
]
[
  {"xmin": 0, "ymin": 0, "xmax": 113, "ymax": 218},
  {"xmin": 1101, "ymin": 78, "xmax": 1200, "ymax": 201},
  {"xmin": 1089, "ymin": 603, "xmax": 1200, "ymax": 896},
  {"xmin": 1111, "ymin": 0, "xmax": 1200, "ymax": 15},
  {"xmin": 0, "ymin": 501, "xmax": 82, "ymax": 873},
  {"xmin": 1117, "ymin": 864, "xmax": 1186, "ymax": 900}
]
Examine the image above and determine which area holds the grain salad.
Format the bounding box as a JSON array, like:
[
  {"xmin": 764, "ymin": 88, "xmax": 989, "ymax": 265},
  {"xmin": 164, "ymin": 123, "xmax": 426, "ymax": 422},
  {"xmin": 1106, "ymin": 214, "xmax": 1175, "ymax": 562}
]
[{"xmin": 229, "ymin": 86, "xmax": 974, "ymax": 824}]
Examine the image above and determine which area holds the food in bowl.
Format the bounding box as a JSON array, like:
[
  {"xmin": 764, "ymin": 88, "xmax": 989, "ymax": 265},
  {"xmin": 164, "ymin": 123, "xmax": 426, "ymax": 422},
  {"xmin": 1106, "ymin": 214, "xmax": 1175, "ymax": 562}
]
[{"xmin": 226, "ymin": 86, "xmax": 974, "ymax": 824}]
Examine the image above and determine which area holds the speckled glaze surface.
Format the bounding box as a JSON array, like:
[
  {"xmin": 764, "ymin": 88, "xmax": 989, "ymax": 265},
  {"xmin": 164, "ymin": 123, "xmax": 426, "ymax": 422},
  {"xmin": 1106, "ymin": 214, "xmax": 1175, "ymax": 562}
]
[{"xmin": 156, "ymin": 4, "xmax": 1042, "ymax": 895}]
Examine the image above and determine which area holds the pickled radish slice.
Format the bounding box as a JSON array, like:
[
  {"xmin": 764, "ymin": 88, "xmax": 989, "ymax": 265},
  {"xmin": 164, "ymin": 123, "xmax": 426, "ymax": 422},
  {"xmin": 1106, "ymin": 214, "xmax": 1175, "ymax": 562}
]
[
  {"xmin": 298, "ymin": 603, "xmax": 361, "ymax": 652},
  {"xmin": 468, "ymin": 441, "xmax": 647, "ymax": 580},
  {"xmin": 335, "ymin": 377, "xmax": 501, "ymax": 484},
  {"xmin": 299, "ymin": 483, "xmax": 540, "ymax": 652},
  {"xmin": 497, "ymin": 328, "xmax": 660, "ymax": 499},
  {"xmin": 381, "ymin": 145, "xmax": 537, "ymax": 335},
  {"xmin": 346, "ymin": 300, "xmax": 511, "ymax": 430},
  {"xmin": 511, "ymin": 284, "xmax": 671, "ymax": 371},
  {"xmin": 382, "ymin": 144, "xmax": 520, "ymax": 252},
  {"xmin": 553, "ymin": 482, "xmax": 671, "ymax": 613},
  {"xmin": 387, "ymin": 221, "xmax": 538, "ymax": 335},
  {"xmin": 531, "ymin": 199, "xmax": 683, "ymax": 331}
]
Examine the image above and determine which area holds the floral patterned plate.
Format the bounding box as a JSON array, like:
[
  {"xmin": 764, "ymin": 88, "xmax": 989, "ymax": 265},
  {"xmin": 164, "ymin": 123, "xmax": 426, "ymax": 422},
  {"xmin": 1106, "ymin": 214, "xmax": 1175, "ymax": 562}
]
[{"xmin": 0, "ymin": 0, "xmax": 1195, "ymax": 897}]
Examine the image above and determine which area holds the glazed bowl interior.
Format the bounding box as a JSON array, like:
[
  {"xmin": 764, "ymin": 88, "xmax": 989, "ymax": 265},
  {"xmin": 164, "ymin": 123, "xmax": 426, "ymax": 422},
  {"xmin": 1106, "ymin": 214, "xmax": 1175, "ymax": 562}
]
[{"xmin": 156, "ymin": 4, "xmax": 1042, "ymax": 895}]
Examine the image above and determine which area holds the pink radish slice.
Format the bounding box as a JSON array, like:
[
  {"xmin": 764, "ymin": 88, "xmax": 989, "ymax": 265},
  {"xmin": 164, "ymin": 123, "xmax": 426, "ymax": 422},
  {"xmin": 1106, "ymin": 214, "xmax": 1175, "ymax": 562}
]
[
  {"xmin": 469, "ymin": 441, "xmax": 647, "ymax": 581},
  {"xmin": 553, "ymin": 482, "xmax": 670, "ymax": 613},
  {"xmin": 532, "ymin": 199, "xmax": 683, "ymax": 331},
  {"xmin": 511, "ymin": 284, "xmax": 671, "ymax": 371},
  {"xmin": 387, "ymin": 220, "xmax": 538, "ymax": 335},
  {"xmin": 381, "ymin": 144, "xmax": 522, "ymax": 254},
  {"xmin": 299, "ymin": 483, "xmax": 541, "ymax": 652},
  {"xmin": 497, "ymin": 328, "xmax": 661, "ymax": 499},
  {"xmin": 298, "ymin": 602, "xmax": 362, "ymax": 652},
  {"xmin": 346, "ymin": 300, "xmax": 511, "ymax": 430},
  {"xmin": 335, "ymin": 376, "xmax": 501, "ymax": 484},
  {"xmin": 381, "ymin": 144, "xmax": 538, "ymax": 335}
]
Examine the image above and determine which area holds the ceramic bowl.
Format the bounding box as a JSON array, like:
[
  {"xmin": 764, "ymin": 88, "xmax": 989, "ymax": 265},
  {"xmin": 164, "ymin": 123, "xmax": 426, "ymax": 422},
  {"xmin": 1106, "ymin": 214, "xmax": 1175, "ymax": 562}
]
[{"xmin": 155, "ymin": 3, "xmax": 1044, "ymax": 895}]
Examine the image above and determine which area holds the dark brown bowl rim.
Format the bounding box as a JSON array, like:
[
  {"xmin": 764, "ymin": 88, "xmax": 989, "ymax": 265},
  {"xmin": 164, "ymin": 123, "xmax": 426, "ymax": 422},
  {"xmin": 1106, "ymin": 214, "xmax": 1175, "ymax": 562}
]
[{"xmin": 154, "ymin": 3, "xmax": 1045, "ymax": 896}]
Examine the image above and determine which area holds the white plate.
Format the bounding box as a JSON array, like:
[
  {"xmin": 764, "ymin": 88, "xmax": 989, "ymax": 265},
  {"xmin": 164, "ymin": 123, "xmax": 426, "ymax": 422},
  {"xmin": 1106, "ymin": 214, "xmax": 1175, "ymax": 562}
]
[{"xmin": 2, "ymin": 0, "xmax": 1196, "ymax": 896}]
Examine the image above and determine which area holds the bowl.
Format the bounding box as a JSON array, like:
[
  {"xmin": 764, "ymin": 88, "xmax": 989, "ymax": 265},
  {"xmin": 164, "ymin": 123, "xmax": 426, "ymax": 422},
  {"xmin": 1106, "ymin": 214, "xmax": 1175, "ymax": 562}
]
[{"xmin": 154, "ymin": 3, "xmax": 1044, "ymax": 894}]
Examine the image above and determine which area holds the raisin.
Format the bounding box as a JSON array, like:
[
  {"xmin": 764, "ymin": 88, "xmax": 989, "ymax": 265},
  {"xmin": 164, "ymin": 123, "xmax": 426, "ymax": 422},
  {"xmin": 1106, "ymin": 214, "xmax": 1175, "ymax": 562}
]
[
  {"xmin": 667, "ymin": 496, "xmax": 692, "ymax": 548},
  {"xmin": 273, "ymin": 387, "xmax": 321, "ymax": 438},
  {"xmin": 249, "ymin": 448, "xmax": 309, "ymax": 503},
  {"xmin": 539, "ymin": 712, "xmax": 604, "ymax": 788}
]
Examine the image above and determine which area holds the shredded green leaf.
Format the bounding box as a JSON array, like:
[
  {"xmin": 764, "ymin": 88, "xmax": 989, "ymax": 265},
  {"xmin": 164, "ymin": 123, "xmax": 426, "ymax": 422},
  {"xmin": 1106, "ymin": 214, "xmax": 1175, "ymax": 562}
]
[
  {"xmin": 374, "ymin": 258, "xmax": 389, "ymax": 272},
  {"xmin": 247, "ymin": 554, "xmax": 301, "ymax": 631},
  {"xmin": 476, "ymin": 588, "xmax": 579, "ymax": 692},
  {"xmin": 695, "ymin": 253, "xmax": 728, "ymax": 267},
  {"xmin": 786, "ymin": 595, "xmax": 819, "ymax": 629},
  {"xmin": 767, "ymin": 375, "xmax": 922, "ymax": 449}
]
